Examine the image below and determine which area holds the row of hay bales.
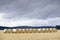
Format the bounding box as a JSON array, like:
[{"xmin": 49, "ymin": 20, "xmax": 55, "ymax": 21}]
[{"xmin": 3, "ymin": 28, "xmax": 57, "ymax": 33}]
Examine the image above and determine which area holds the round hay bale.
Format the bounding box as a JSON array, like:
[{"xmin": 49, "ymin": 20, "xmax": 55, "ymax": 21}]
[
  {"xmin": 12, "ymin": 29, "xmax": 16, "ymax": 33},
  {"xmin": 3, "ymin": 29, "xmax": 8, "ymax": 33},
  {"xmin": 37, "ymin": 28, "xmax": 41, "ymax": 33},
  {"xmin": 42, "ymin": 28, "xmax": 46, "ymax": 33}
]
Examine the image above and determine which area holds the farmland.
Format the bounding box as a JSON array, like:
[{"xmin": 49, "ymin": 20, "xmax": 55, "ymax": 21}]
[{"xmin": 0, "ymin": 30, "xmax": 60, "ymax": 40}]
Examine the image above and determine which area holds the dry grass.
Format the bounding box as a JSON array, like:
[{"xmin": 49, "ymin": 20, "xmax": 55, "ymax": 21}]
[{"xmin": 0, "ymin": 30, "xmax": 60, "ymax": 40}]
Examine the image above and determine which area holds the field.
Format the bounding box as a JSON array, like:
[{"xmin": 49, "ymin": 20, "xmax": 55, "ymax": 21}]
[{"xmin": 0, "ymin": 30, "xmax": 60, "ymax": 40}]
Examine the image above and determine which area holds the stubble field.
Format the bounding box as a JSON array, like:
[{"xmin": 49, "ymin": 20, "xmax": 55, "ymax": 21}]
[{"xmin": 0, "ymin": 30, "xmax": 60, "ymax": 40}]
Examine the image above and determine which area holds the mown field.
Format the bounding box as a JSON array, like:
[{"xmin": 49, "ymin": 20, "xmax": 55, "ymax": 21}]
[{"xmin": 0, "ymin": 30, "xmax": 60, "ymax": 40}]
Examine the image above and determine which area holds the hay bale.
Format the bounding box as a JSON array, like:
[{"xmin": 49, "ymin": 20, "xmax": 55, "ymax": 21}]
[
  {"xmin": 4, "ymin": 29, "xmax": 8, "ymax": 33},
  {"xmin": 33, "ymin": 29, "xmax": 37, "ymax": 33},
  {"xmin": 12, "ymin": 29, "xmax": 16, "ymax": 33},
  {"xmin": 22, "ymin": 29, "xmax": 26, "ymax": 33},
  {"xmin": 8, "ymin": 29, "xmax": 13, "ymax": 33},
  {"xmin": 16, "ymin": 29, "xmax": 20, "ymax": 33},
  {"xmin": 29, "ymin": 28, "xmax": 33, "ymax": 33},
  {"xmin": 48, "ymin": 28, "xmax": 53, "ymax": 32},
  {"xmin": 37, "ymin": 28, "xmax": 41, "ymax": 33},
  {"xmin": 25, "ymin": 29, "xmax": 29, "ymax": 33},
  {"xmin": 45, "ymin": 28, "xmax": 49, "ymax": 33},
  {"xmin": 52, "ymin": 28, "xmax": 57, "ymax": 32},
  {"xmin": 19, "ymin": 29, "xmax": 22, "ymax": 33}
]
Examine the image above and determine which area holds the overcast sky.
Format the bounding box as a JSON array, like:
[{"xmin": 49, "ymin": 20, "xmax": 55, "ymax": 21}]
[{"xmin": 0, "ymin": 0, "xmax": 60, "ymax": 27}]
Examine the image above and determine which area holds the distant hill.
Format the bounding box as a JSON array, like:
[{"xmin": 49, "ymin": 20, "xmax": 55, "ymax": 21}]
[
  {"xmin": 0, "ymin": 26, "xmax": 9, "ymax": 30},
  {"xmin": 56, "ymin": 25, "xmax": 60, "ymax": 29},
  {"xmin": 0, "ymin": 26, "xmax": 60, "ymax": 30}
]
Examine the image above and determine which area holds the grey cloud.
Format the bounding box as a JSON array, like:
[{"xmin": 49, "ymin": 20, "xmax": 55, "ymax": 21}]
[{"xmin": 0, "ymin": 0, "xmax": 60, "ymax": 19}]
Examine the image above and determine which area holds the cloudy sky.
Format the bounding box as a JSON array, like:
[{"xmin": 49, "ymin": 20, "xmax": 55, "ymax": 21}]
[{"xmin": 0, "ymin": 0, "xmax": 60, "ymax": 27}]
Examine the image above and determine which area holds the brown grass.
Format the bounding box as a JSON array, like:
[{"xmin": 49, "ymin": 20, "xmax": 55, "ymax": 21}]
[{"xmin": 0, "ymin": 30, "xmax": 60, "ymax": 40}]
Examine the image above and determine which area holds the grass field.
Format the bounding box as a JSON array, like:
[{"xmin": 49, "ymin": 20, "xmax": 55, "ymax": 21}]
[{"xmin": 0, "ymin": 30, "xmax": 60, "ymax": 40}]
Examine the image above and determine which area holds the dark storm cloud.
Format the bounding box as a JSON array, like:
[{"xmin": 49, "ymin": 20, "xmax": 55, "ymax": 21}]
[{"xmin": 0, "ymin": 0, "xmax": 60, "ymax": 19}]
